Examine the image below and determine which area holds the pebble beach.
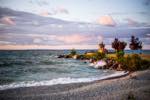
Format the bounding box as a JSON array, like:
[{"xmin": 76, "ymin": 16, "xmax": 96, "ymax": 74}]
[{"xmin": 0, "ymin": 70, "xmax": 149, "ymax": 100}]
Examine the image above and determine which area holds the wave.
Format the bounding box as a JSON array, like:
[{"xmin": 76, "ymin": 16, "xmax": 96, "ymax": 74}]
[
  {"xmin": 0, "ymin": 60, "xmax": 58, "ymax": 67},
  {"xmin": 0, "ymin": 71, "xmax": 128, "ymax": 90}
]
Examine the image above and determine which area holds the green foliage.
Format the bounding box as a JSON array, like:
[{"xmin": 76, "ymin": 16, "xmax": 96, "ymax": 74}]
[
  {"xmin": 112, "ymin": 38, "xmax": 127, "ymax": 59},
  {"xmin": 83, "ymin": 52, "xmax": 106, "ymax": 60},
  {"xmin": 70, "ymin": 49, "xmax": 76, "ymax": 56},
  {"xmin": 119, "ymin": 54, "xmax": 150, "ymax": 71},
  {"xmin": 116, "ymin": 50, "xmax": 125, "ymax": 58},
  {"xmin": 129, "ymin": 35, "xmax": 142, "ymax": 50},
  {"xmin": 116, "ymin": 56, "xmax": 125, "ymax": 63},
  {"xmin": 140, "ymin": 59, "xmax": 150, "ymax": 70},
  {"xmin": 93, "ymin": 52, "xmax": 106, "ymax": 60},
  {"xmin": 112, "ymin": 38, "xmax": 127, "ymax": 51},
  {"xmin": 83, "ymin": 54, "xmax": 92, "ymax": 59}
]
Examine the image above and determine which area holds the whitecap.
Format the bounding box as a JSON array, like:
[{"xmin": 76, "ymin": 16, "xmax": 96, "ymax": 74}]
[{"xmin": 0, "ymin": 71, "xmax": 129, "ymax": 90}]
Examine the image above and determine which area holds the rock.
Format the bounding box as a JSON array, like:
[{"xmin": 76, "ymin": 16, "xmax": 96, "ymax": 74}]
[
  {"xmin": 57, "ymin": 55, "xmax": 64, "ymax": 58},
  {"xmin": 73, "ymin": 55, "xmax": 78, "ymax": 59},
  {"xmin": 116, "ymin": 64, "xmax": 123, "ymax": 71},
  {"xmin": 94, "ymin": 60, "xmax": 107, "ymax": 69},
  {"xmin": 64, "ymin": 55, "xmax": 71, "ymax": 58}
]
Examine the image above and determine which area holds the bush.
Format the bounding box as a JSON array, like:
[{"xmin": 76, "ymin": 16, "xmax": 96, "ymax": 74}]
[
  {"xmin": 92, "ymin": 52, "xmax": 106, "ymax": 61},
  {"xmin": 140, "ymin": 59, "xmax": 150, "ymax": 70},
  {"xmin": 121, "ymin": 54, "xmax": 150, "ymax": 71},
  {"xmin": 116, "ymin": 50, "xmax": 125, "ymax": 58},
  {"xmin": 70, "ymin": 49, "xmax": 76, "ymax": 56},
  {"xmin": 83, "ymin": 52, "xmax": 106, "ymax": 60}
]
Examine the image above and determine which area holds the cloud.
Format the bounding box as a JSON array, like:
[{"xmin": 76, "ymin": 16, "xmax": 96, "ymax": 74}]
[
  {"xmin": 146, "ymin": 33, "xmax": 150, "ymax": 37},
  {"xmin": 56, "ymin": 34, "xmax": 90, "ymax": 44},
  {"xmin": 0, "ymin": 16, "xmax": 16, "ymax": 25},
  {"xmin": 15, "ymin": 33, "xmax": 89, "ymax": 44},
  {"xmin": 125, "ymin": 18, "xmax": 138, "ymax": 26},
  {"xmin": 2, "ymin": 44, "xmax": 150, "ymax": 50},
  {"xmin": 97, "ymin": 35, "xmax": 103, "ymax": 43},
  {"xmin": 18, "ymin": 33, "xmax": 103, "ymax": 45},
  {"xmin": 0, "ymin": 44, "xmax": 98, "ymax": 50},
  {"xmin": 109, "ymin": 12, "xmax": 150, "ymax": 16},
  {"xmin": 97, "ymin": 15, "xmax": 116, "ymax": 27},
  {"xmin": 40, "ymin": 11, "xmax": 51, "ymax": 16},
  {"xmin": 29, "ymin": 0, "xmax": 49, "ymax": 6},
  {"xmin": 25, "ymin": 34, "xmax": 57, "ymax": 41},
  {"xmin": 32, "ymin": 20, "xmax": 40, "ymax": 26},
  {"xmin": 53, "ymin": 7, "xmax": 69, "ymax": 14},
  {"xmin": 33, "ymin": 38, "xmax": 42, "ymax": 43},
  {"xmin": 143, "ymin": 0, "xmax": 150, "ymax": 6},
  {"xmin": 39, "ymin": 7, "xmax": 69, "ymax": 16},
  {"xmin": 0, "ymin": 40, "xmax": 14, "ymax": 44}
]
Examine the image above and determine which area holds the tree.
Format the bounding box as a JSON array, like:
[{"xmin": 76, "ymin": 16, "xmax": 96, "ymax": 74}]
[
  {"xmin": 99, "ymin": 42, "xmax": 105, "ymax": 49},
  {"xmin": 112, "ymin": 38, "xmax": 119, "ymax": 51},
  {"xmin": 70, "ymin": 48, "xmax": 76, "ymax": 55},
  {"xmin": 98, "ymin": 42, "xmax": 108, "ymax": 54},
  {"xmin": 129, "ymin": 35, "xmax": 142, "ymax": 53},
  {"xmin": 112, "ymin": 38, "xmax": 127, "ymax": 58},
  {"xmin": 112, "ymin": 38, "xmax": 127, "ymax": 51}
]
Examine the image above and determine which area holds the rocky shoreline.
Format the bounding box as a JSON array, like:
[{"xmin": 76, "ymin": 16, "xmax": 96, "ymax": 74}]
[
  {"xmin": 57, "ymin": 50, "xmax": 150, "ymax": 71},
  {"xmin": 57, "ymin": 54, "xmax": 125, "ymax": 71}
]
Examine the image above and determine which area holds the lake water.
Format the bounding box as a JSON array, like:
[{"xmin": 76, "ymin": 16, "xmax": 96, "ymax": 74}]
[{"xmin": 0, "ymin": 50, "xmax": 149, "ymax": 90}]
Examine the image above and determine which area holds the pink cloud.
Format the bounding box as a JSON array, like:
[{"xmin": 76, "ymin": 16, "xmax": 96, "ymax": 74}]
[
  {"xmin": 24, "ymin": 34, "xmax": 90, "ymax": 44},
  {"xmin": 53, "ymin": 7, "xmax": 69, "ymax": 14},
  {"xmin": 39, "ymin": 7, "xmax": 69, "ymax": 16},
  {"xmin": 33, "ymin": 38, "xmax": 42, "ymax": 43},
  {"xmin": 56, "ymin": 7, "xmax": 69, "ymax": 14},
  {"xmin": 40, "ymin": 10, "xmax": 51, "ymax": 16},
  {"xmin": 0, "ymin": 16, "xmax": 16, "ymax": 25},
  {"xmin": 98, "ymin": 15, "xmax": 116, "ymax": 27},
  {"xmin": 57, "ymin": 34, "xmax": 90, "ymax": 44},
  {"xmin": 0, "ymin": 44, "xmax": 97, "ymax": 50},
  {"xmin": 125, "ymin": 18, "xmax": 138, "ymax": 26},
  {"xmin": 1, "ymin": 44, "xmax": 150, "ymax": 50}
]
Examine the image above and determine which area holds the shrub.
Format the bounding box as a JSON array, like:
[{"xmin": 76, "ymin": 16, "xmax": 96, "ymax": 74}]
[
  {"xmin": 116, "ymin": 50, "xmax": 125, "ymax": 58},
  {"xmin": 140, "ymin": 59, "xmax": 150, "ymax": 70},
  {"xmin": 93, "ymin": 52, "xmax": 106, "ymax": 61},
  {"xmin": 70, "ymin": 49, "xmax": 76, "ymax": 56},
  {"xmin": 121, "ymin": 54, "xmax": 150, "ymax": 71},
  {"xmin": 83, "ymin": 52, "xmax": 106, "ymax": 60}
]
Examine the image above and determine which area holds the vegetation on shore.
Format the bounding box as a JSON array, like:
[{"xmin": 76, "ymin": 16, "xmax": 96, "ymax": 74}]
[{"xmin": 58, "ymin": 36, "xmax": 150, "ymax": 71}]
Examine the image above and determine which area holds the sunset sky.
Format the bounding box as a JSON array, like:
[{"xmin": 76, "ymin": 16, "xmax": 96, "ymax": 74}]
[{"xmin": 0, "ymin": 0, "xmax": 150, "ymax": 50}]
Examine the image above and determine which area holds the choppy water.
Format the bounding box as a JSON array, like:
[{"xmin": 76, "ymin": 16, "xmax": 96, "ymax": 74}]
[{"xmin": 0, "ymin": 50, "xmax": 149, "ymax": 90}]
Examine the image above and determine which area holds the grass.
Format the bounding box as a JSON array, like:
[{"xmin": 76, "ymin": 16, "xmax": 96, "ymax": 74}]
[
  {"xmin": 105, "ymin": 53, "xmax": 150, "ymax": 71},
  {"xmin": 107, "ymin": 54, "xmax": 150, "ymax": 61}
]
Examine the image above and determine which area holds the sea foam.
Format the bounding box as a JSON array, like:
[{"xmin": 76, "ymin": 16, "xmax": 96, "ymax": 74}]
[{"xmin": 0, "ymin": 71, "xmax": 128, "ymax": 90}]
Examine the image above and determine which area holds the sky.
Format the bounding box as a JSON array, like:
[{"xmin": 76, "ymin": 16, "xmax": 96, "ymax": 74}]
[
  {"xmin": 0, "ymin": 0, "xmax": 150, "ymax": 22},
  {"xmin": 0, "ymin": 0, "xmax": 150, "ymax": 50}
]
